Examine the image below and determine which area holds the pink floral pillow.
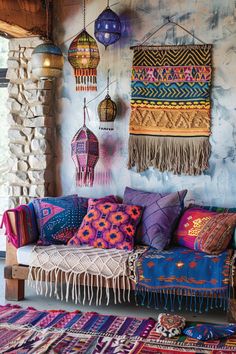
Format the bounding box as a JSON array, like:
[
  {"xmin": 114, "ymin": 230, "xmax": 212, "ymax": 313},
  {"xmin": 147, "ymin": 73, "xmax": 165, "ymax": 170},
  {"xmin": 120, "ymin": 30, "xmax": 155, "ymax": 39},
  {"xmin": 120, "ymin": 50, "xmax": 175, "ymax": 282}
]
[
  {"xmin": 88, "ymin": 195, "xmax": 118, "ymax": 209},
  {"xmin": 68, "ymin": 202, "xmax": 142, "ymax": 251}
]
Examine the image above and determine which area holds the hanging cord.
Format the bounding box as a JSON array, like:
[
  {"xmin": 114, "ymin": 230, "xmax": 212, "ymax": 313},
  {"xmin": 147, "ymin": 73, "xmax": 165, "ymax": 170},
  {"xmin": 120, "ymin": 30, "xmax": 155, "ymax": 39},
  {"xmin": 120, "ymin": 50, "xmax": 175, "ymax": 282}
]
[
  {"xmin": 106, "ymin": 69, "xmax": 110, "ymax": 96},
  {"xmin": 131, "ymin": 16, "xmax": 206, "ymax": 48},
  {"xmin": 83, "ymin": 97, "xmax": 86, "ymax": 126},
  {"xmin": 83, "ymin": 0, "xmax": 86, "ymax": 30},
  {"xmin": 59, "ymin": 2, "xmax": 119, "ymax": 46},
  {"xmin": 45, "ymin": 0, "xmax": 50, "ymax": 40},
  {"xmin": 86, "ymin": 78, "xmax": 116, "ymax": 105},
  {"xmin": 107, "ymin": 0, "xmax": 110, "ymax": 8}
]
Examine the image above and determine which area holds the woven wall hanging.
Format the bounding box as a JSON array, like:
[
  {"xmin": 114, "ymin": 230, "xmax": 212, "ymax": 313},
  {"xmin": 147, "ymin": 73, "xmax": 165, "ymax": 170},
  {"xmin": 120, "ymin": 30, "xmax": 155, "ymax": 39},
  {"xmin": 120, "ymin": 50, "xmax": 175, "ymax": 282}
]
[
  {"xmin": 128, "ymin": 20, "xmax": 212, "ymax": 175},
  {"xmin": 68, "ymin": 0, "xmax": 100, "ymax": 91},
  {"xmin": 71, "ymin": 99, "xmax": 99, "ymax": 187}
]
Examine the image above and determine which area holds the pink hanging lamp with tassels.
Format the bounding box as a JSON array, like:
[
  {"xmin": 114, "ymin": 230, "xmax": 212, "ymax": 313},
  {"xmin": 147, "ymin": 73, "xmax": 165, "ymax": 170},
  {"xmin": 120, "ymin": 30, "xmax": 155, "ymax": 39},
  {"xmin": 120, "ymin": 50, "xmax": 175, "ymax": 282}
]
[{"xmin": 71, "ymin": 98, "xmax": 99, "ymax": 187}]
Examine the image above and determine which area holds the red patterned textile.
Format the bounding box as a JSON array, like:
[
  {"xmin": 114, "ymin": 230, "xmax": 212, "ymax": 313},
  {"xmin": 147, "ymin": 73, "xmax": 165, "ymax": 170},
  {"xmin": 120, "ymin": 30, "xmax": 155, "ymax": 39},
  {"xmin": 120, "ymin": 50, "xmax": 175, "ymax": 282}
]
[{"xmin": 174, "ymin": 207, "xmax": 236, "ymax": 254}]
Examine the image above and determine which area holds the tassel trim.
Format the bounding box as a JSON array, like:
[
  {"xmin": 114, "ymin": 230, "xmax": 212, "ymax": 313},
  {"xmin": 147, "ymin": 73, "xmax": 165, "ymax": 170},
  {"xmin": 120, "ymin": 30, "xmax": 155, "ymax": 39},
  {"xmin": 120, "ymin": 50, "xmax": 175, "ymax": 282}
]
[
  {"xmin": 76, "ymin": 167, "xmax": 95, "ymax": 187},
  {"xmin": 28, "ymin": 267, "xmax": 131, "ymax": 306},
  {"xmin": 74, "ymin": 68, "xmax": 97, "ymax": 91},
  {"xmin": 135, "ymin": 286, "xmax": 229, "ymax": 313}
]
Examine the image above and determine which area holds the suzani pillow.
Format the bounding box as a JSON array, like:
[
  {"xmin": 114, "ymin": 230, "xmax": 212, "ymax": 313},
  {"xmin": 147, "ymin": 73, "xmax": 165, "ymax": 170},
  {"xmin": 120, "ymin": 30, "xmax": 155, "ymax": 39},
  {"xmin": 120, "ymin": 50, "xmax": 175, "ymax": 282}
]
[
  {"xmin": 183, "ymin": 323, "xmax": 236, "ymax": 341},
  {"xmin": 123, "ymin": 187, "xmax": 187, "ymax": 249},
  {"xmin": 174, "ymin": 207, "xmax": 236, "ymax": 254},
  {"xmin": 33, "ymin": 195, "xmax": 84, "ymax": 246},
  {"xmin": 68, "ymin": 202, "xmax": 143, "ymax": 251},
  {"xmin": 156, "ymin": 313, "xmax": 186, "ymax": 338}
]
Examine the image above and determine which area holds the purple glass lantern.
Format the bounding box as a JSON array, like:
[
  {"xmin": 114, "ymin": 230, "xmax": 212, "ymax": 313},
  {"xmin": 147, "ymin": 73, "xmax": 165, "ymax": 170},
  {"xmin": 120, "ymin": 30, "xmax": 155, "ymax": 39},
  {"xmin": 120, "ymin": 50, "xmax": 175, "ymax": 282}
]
[{"xmin": 94, "ymin": 3, "xmax": 121, "ymax": 48}]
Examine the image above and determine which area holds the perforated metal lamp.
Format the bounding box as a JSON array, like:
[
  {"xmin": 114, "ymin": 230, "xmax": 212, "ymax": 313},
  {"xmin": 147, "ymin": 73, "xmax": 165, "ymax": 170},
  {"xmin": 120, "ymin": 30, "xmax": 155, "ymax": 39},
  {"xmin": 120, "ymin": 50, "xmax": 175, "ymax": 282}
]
[
  {"xmin": 31, "ymin": 42, "xmax": 64, "ymax": 80},
  {"xmin": 94, "ymin": 1, "xmax": 121, "ymax": 48}
]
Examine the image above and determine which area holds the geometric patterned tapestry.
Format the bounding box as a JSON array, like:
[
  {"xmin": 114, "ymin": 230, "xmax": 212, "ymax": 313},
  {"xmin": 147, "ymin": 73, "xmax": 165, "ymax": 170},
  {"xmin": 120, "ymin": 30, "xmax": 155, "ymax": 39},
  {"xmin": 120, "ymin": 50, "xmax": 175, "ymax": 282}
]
[{"xmin": 128, "ymin": 44, "xmax": 213, "ymax": 175}]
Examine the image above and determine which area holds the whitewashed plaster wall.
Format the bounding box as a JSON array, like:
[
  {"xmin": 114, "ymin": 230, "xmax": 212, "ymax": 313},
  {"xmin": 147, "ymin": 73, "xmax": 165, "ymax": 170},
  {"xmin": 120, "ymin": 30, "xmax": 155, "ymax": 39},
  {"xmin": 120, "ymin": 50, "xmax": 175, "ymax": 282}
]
[{"xmin": 53, "ymin": 0, "xmax": 236, "ymax": 207}]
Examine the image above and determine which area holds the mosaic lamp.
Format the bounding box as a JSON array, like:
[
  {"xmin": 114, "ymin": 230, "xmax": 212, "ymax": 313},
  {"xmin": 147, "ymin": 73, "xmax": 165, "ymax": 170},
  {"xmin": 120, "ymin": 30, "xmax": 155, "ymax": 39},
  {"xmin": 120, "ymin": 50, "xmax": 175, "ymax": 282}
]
[
  {"xmin": 68, "ymin": 30, "xmax": 100, "ymax": 91},
  {"xmin": 94, "ymin": 0, "xmax": 121, "ymax": 48},
  {"xmin": 31, "ymin": 42, "xmax": 64, "ymax": 80},
  {"xmin": 97, "ymin": 70, "xmax": 117, "ymax": 130}
]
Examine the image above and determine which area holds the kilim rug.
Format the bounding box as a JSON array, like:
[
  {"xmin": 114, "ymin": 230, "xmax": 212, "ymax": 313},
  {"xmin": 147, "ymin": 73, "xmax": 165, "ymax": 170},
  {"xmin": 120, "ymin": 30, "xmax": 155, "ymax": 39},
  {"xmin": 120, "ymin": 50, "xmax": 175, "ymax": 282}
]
[
  {"xmin": 128, "ymin": 44, "xmax": 212, "ymax": 175},
  {"xmin": 0, "ymin": 305, "xmax": 236, "ymax": 353}
]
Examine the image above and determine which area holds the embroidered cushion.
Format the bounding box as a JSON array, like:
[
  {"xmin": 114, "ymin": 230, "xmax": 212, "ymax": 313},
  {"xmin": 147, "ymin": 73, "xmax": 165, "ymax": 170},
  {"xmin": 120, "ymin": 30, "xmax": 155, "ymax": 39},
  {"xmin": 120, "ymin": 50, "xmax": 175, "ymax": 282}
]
[
  {"xmin": 183, "ymin": 323, "xmax": 236, "ymax": 341},
  {"xmin": 68, "ymin": 202, "xmax": 143, "ymax": 251},
  {"xmin": 33, "ymin": 195, "xmax": 85, "ymax": 246},
  {"xmin": 1, "ymin": 202, "xmax": 38, "ymax": 248},
  {"xmin": 190, "ymin": 204, "xmax": 236, "ymax": 249},
  {"xmin": 174, "ymin": 207, "xmax": 236, "ymax": 254},
  {"xmin": 123, "ymin": 187, "xmax": 187, "ymax": 249},
  {"xmin": 156, "ymin": 313, "xmax": 186, "ymax": 338}
]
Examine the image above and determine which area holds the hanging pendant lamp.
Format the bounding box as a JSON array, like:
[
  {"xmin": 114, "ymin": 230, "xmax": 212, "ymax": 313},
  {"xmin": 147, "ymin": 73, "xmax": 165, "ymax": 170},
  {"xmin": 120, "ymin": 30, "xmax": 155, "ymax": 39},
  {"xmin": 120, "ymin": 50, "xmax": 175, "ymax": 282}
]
[
  {"xmin": 31, "ymin": 0, "xmax": 64, "ymax": 80},
  {"xmin": 95, "ymin": 0, "xmax": 121, "ymax": 48},
  {"xmin": 68, "ymin": 0, "xmax": 100, "ymax": 91},
  {"xmin": 98, "ymin": 70, "xmax": 117, "ymax": 130},
  {"xmin": 71, "ymin": 98, "xmax": 99, "ymax": 187}
]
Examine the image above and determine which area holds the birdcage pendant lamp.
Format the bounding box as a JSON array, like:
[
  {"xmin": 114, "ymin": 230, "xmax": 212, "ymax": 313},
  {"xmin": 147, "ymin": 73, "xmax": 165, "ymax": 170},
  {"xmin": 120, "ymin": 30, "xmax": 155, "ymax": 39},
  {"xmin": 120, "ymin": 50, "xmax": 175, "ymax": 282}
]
[
  {"xmin": 68, "ymin": 0, "xmax": 100, "ymax": 91},
  {"xmin": 95, "ymin": 0, "xmax": 121, "ymax": 48}
]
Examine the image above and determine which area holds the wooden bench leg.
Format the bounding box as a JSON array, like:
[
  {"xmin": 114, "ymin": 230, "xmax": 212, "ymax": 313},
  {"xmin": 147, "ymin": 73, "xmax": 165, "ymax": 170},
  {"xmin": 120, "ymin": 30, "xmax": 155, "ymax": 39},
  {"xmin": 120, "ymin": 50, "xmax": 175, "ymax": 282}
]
[
  {"xmin": 228, "ymin": 299, "xmax": 236, "ymax": 323},
  {"xmin": 5, "ymin": 279, "xmax": 25, "ymax": 301}
]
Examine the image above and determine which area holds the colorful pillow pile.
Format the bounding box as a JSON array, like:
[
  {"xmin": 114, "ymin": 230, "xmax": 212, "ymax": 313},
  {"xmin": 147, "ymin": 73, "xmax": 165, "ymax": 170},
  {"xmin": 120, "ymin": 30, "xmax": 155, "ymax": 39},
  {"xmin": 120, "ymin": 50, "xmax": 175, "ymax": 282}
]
[
  {"xmin": 68, "ymin": 200, "xmax": 142, "ymax": 251},
  {"xmin": 33, "ymin": 195, "xmax": 88, "ymax": 246},
  {"xmin": 174, "ymin": 207, "xmax": 236, "ymax": 254},
  {"xmin": 123, "ymin": 187, "xmax": 187, "ymax": 249}
]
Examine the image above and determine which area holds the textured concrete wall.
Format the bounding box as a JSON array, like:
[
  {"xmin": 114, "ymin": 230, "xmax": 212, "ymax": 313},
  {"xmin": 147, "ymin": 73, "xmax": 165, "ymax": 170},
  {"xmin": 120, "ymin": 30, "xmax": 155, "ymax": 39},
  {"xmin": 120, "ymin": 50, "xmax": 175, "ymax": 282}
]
[{"xmin": 54, "ymin": 0, "xmax": 236, "ymax": 206}]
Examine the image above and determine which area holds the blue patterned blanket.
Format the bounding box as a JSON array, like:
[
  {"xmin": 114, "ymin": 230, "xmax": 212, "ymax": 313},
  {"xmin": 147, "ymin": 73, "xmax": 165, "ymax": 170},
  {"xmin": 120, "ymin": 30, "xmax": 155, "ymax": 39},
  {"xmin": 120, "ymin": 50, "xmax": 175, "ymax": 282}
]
[{"xmin": 135, "ymin": 246, "xmax": 233, "ymax": 313}]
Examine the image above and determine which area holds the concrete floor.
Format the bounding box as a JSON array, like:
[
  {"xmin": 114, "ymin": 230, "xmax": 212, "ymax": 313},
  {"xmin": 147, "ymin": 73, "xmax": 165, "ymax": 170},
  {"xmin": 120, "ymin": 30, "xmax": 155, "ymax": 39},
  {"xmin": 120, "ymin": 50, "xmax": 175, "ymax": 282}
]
[{"xmin": 0, "ymin": 258, "xmax": 228, "ymax": 323}]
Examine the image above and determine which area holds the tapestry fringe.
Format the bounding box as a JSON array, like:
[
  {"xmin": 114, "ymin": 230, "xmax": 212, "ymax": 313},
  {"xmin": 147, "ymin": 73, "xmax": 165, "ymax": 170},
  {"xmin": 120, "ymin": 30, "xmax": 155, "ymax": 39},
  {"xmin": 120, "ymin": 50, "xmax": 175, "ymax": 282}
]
[
  {"xmin": 28, "ymin": 267, "xmax": 131, "ymax": 306},
  {"xmin": 128, "ymin": 135, "xmax": 211, "ymax": 175},
  {"xmin": 135, "ymin": 286, "xmax": 229, "ymax": 314}
]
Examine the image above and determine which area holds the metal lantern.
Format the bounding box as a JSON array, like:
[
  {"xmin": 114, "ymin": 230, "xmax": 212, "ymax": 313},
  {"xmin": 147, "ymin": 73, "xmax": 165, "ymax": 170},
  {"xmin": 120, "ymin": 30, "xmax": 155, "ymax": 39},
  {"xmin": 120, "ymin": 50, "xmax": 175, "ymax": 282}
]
[
  {"xmin": 71, "ymin": 99, "xmax": 99, "ymax": 187},
  {"xmin": 98, "ymin": 94, "xmax": 117, "ymax": 130},
  {"xmin": 98, "ymin": 70, "xmax": 117, "ymax": 130},
  {"xmin": 31, "ymin": 42, "xmax": 64, "ymax": 80},
  {"xmin": 68, "ymin": 29, "xmax": 100, "ymax": 91},
  {"xmin": 95, "ymin": 2, "xmax": 121, "ymax": 48}
]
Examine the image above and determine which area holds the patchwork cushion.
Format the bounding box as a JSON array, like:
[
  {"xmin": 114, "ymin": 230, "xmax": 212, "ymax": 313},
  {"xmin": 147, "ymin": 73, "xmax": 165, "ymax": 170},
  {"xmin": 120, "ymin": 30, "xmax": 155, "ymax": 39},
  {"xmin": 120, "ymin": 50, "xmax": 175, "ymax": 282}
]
[
  {"xmin": 1, "ymin": 202, "xmax": 38, "ymax": 248},
  {"xmin": 68, "ymin": 202, "xmax": 143, "ymax": 251},
  {"xmin": 183, "ymin": 323, "xmax": 236, "ymax": 341},
  {"xmin": 123, "ymin": 187, "xmax": 187, "ymax": 249},
  {"xmin": 156, "ymin": 313, "xmax": 186, "ymax": 338},
  {"xmin": 174, "ymin": 207, "xmax": 236, "ymax": 254},
  {"xmin": 33, "ymin": 195, "xmax": 83, "ymax": 245}
]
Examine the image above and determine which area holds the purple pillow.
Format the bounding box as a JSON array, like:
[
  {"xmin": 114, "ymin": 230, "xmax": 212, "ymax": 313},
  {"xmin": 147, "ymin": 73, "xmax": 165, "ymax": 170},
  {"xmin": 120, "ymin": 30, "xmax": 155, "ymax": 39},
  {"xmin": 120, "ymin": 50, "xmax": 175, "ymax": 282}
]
[{"xmin": 123, "ymin": 187, "xmax": 187, "ymax": 249}]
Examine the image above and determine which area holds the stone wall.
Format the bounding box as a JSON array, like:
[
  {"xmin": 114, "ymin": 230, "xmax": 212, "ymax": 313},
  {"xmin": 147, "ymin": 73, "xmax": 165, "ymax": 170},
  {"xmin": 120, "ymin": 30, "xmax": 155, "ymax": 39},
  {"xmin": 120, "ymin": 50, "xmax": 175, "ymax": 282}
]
[{"xmin": 7, "ymin": 37, "xmax": 55, "ymax": 208}]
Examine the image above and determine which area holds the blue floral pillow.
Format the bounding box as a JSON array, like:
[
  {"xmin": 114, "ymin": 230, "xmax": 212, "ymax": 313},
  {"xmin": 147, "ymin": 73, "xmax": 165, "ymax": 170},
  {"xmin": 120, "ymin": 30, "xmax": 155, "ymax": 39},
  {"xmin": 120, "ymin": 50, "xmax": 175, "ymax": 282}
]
[
  {"xmin": 183, "ymin": 323, "xmax": 236, "ymax": 341},
  {"xmin": 33, "ymin": 195, "xmax": 88, "ymax": 245}
]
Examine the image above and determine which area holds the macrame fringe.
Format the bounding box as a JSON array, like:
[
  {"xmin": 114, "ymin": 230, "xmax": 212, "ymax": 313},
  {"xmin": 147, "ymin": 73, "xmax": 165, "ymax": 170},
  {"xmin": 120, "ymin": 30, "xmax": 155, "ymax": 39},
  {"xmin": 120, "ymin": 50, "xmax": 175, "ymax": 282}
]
[
  {"xmin": 28, "ymin": 267, "xmax": 131, "ymax": 306},
  {"xmin": 128, "ymin": 135, "xmax": 211, "ymax": 175},
  {"xmin": 99, "ymin": 121, "xmax": 114, "ymax": 130},
  {"xmin": 74, "ymin": 68, "xmax": 97, "ymax": 91},
  {"xmin": 135, "ymin": 286, "xmax": 229, "ymax": 314},
  {"xmin": 76, "ymin": 167, "xmax": 95, "ymax": 187}
]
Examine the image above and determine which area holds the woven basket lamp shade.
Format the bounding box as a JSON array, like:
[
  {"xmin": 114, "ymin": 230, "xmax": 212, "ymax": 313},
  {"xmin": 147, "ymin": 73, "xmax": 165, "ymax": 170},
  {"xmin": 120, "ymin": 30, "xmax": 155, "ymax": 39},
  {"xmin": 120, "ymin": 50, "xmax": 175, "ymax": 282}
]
[
  {"xmin": 98, "ymin": 94, "xmax": 117, "ymax": 130},
  {"xmin": 95, "ymin": 4, "xmax": 121, "ymax": 48},
  {"xmin": 31, "ymin": 42, "xmax": 64, "ymax": 80},
  {"xmin": 71, "ymin": 99, "xmax": 99, "ymax": 187},
  {"xmin": 68, "ymin": 30, "xmax": 100, "ymax": 91}
]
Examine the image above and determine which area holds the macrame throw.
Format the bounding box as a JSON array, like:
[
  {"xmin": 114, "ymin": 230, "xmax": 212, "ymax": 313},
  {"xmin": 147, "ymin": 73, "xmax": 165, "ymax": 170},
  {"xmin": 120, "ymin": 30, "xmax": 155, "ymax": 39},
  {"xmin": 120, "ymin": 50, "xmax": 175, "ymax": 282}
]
[
  {"xmin": 71, "ymin": 124, "xmax": 99, "ymax": 187},
  {"xmin": 28, "ymin": 245, "xmax": 132, "ymax": 306},
  {"xmin": 128, "ymin": 44, "xmax": 212, "ymax": 175}
]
